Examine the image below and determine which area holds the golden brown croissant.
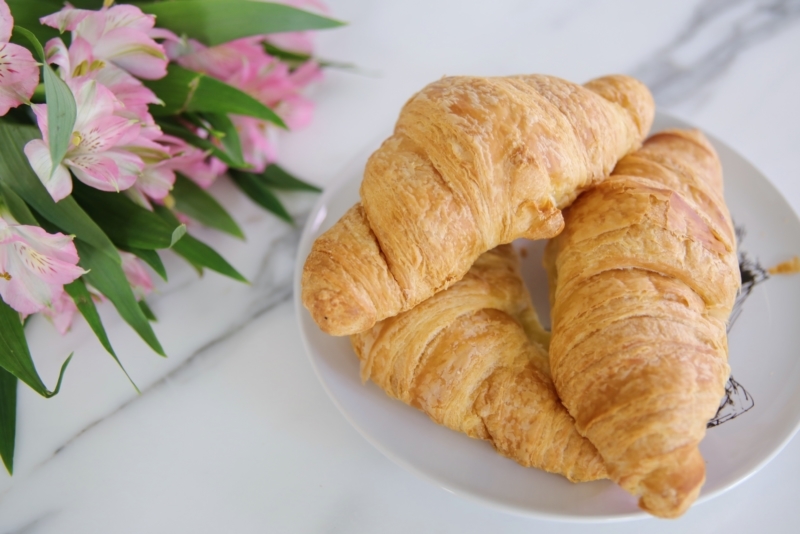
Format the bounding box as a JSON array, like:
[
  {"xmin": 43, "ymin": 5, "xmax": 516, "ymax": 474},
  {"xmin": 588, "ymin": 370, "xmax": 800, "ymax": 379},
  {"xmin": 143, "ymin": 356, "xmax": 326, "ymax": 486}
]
[
  {"xmin": 544, "ymin": 129, "xmax": 740, "ymax": 517},
  {"xmin": 351, "ymin": 245, "xmax": 607, "ymax": 482},
  {"xmin": 303, "ymin": 74, "xmax": 655, "ymax": 336}
]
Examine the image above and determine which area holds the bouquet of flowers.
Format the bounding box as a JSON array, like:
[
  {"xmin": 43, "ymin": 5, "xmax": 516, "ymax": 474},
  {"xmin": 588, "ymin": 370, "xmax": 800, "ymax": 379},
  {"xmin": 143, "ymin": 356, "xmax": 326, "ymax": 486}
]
[{"xmin": 0, "ymin": 0, "xmax": 343, "ymax": 474}]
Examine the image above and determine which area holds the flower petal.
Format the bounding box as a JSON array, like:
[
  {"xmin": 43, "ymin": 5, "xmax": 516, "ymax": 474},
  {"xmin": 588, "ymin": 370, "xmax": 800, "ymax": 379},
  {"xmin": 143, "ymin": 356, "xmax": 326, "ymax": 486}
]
[
  {"xmin": 120, "ymin": 250, "xmax": 153, "ymax": 299},
  {"xmin": 0, "ymin": 0, "xmax": 13, "ymax": 43},
  {"xmin": 24, "ymin": 139, "xmax": 73, "ymax": 201},
  {"xmin": 102, "ymin": 5, "xmax": 155, "ymax": 33},
  {"xmin": 67, "ymin": 147, "xmax": 144, "ymax": 193},
  {"xmin": 0, "ymin": 42, "xmax": 40, "ymax": 116},
  {"xmin": 40, "ymin": 6, "xmax": 93, "ymax": 33},
  {"xmin": 92, "ymin": 27, "xmax": 167, "ymax": 79}
]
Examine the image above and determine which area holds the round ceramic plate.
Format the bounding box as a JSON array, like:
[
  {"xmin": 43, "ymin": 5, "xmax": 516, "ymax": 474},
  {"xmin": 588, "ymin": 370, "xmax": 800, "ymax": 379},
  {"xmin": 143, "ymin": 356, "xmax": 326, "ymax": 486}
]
[{"xmin": 293, "ymin": 112, "xmax": 800, "ymax": 522}]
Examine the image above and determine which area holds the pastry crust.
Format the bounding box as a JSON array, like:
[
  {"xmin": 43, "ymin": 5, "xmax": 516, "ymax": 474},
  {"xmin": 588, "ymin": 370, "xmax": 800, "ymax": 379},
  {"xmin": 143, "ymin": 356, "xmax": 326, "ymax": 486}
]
[
  {"xmin": 302, "ymin": 74, "xmax": 655, "ymax": 336},
  {"xmin": 351, "ymin": 245, "xmax": 607, "ymax": 483},
  {"xmin": 544, "ymin": 130, "xmax": 740, "ymax": 517}
]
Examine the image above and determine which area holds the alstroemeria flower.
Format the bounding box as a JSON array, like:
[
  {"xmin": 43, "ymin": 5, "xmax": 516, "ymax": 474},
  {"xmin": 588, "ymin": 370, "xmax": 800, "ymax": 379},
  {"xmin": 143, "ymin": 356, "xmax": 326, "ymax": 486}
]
[
  {"xmin": 41, "ymin": 291, "xmax": 77, "ymax": 335},
  {"xmin": 168, "ymin": 36, "xmax": 321, "ymax": 173},
  {"xmin": 159, "ymin": 135, "xmax": 227, "ymax": 189},
  {"xmin": 40, "ymin": 4, "xmax": 170, "ymax": 79},
  {"xmin": 45, "ymin": 37, "xmax": 162, "ymax": 123},
  {"xmin": 120, "ymin": 251, "xmax": 153, "ymax": 299},
  {"xmin": 24, "ymin": 78, "xmax": 145, "ymax": 201},
  {"xmin": 231, "ymin": 115, "xmax": 277, "ymax": 173},
  {"xmin": 0, "ymin": 0, "xmax": 39, "ymax": 116},
  {"xmin": 0, "ymin": 217, "xmax": 86, "ymax": 315}
]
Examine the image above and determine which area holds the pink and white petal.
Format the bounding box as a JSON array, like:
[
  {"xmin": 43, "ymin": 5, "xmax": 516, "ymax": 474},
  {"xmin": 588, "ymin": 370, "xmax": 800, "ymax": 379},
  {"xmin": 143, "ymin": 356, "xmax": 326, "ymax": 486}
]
[
  {"xmin": 120, "ymin": 251, "xmax": 153, "ymax": 298},
  {"xmin": 70, "ymin": 80, "xmax": 119, "ymax": 130},
  {"xmin": 93, "ymin": 28, "xmax": 167, "ymax": 79},
  {"xmin": 11, "ymin": 238, "xmax": 85, "ymax": 286},
  {"xmin": 12, "ymin": 224, "xmax": 80, "ymax": 265},
  {"xmin": 42, "ymin": 292, "xmax": 78, "ymax": 335},
  {"xmin": 77, "ymin": 115, "xmax": 140, "ymax": 153},
  {"xmin": 0, "ymin": 0, "xmax": 13, "ymax": 42},
  {"xmin": 40, "ymin": 7, "xmax": 93, "ymax": 33},
  {"xmin": 102, "ymin": 5, "xmax": 155, "ymax": 32},
  {"xmin": 24, "ymin": 140, "xmax": 73, "ymax": 201},
  {"xmin": 44, "ymin": 38, "xmax": 72, "ymax": 75},
  {"xmin": 29, "ymin": 103, "xmax": 49, "ymax": 140},
  {"xmin": 289, "ymin": 60, "xmax": 323, "ymax": 88},
  {"xmin": 66, "ymin": 153, "xmax": 123, "ymax": 192},
  {"xmin": 278, "ymin": 94, "xmax": 315, "ymax": 130},
  {"xmin": 105, "ymin": 148, "xmax": 145, "ymax": 188},
  {"xmin": 0, "ymin": 42, "xmax": 40, "ymax": 113},
  {"xmin": 136, "ymin": 164, "xmax": 174, "ymax": 200},
  {"xmin": 233, "ymin": 115, "xmax": 276, "ymax": 173},
  {"xmin": 0, "ymin": 269, "xmax": 52, "ymax": 314}
]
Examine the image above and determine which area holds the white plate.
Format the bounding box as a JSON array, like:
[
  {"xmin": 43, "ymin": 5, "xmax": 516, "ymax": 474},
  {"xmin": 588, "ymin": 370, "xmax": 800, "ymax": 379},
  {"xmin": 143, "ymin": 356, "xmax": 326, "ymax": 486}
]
[{"xmin": 293, "ymin": 112, "xmax": 800, "ymax": 522}]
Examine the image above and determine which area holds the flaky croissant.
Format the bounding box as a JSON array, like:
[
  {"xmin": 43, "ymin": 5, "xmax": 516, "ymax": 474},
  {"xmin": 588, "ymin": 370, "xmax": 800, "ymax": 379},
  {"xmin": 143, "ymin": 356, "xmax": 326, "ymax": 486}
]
[
  {"xmin": 303, "ymin": 74, "xmax": 655, "ymax": 336},
  {"xmin": 351, "ymin": 245, "xmax": 607, "ymax": 482},
  {"xmin": 544, "ymin": 130, "xmax": 740, "ymax": 517}
]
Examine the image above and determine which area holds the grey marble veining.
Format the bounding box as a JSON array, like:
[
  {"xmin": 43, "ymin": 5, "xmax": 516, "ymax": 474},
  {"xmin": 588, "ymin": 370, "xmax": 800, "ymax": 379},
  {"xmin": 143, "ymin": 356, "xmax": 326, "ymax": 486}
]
[{"xmin": 634, "ymin": 0, "xmax": 800, "ymax": 106}]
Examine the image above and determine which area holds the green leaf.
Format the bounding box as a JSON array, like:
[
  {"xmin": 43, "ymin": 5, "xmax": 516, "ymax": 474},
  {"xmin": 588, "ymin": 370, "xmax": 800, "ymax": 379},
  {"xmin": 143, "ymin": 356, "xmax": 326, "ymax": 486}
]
[
  {"xmin": 157, "ymin": 119, "xmax": 247, "ymax": 168},
  {"xmin": 0, "ymin": 122, "xmax": 120, "ymax": 262},
  {"xmin": 155, "ymin": 206, "xmax": 248, "ymax": 283},
  {"xmin": 0, "ymin": 367, "xmax": 17, "ymax": 475},
  {"xmin": 172, "ymin": 174, "xmax": 244, "ymax": 239},
  {"xmin": 0, "ymin": 183, "xmax": 38, "ymax": 226},
  {"xmin": 200, "ymin": 112, "xmax": 245, "ymax": 165},
  {"xmin": 64, "ymin": 279, "xmax": 140, "ymax": 393},
  {"xmin": 139, "ymin": 300, "xmax": 157, "ymax": 322},
  {"xmin": 6, "ymin": 1, "xmax": 61, "ymax": 46},
  {"xmin": 76, "ymin": 241, "xmax": 166, "ymax": 357},
  {"xmin": 230, "ymin": 170, "xmax": 293, "ymax": 224},
  {"xmin": 123, "ymin": 247, "xmax": 168, "ymax": 281},
  {"xmin": 71, "ymin": 182, "xmax": 186, "ymax": 250},
  {"xmin": 144, "ymin": 64, "xmax": 286, "ymax": 128},
  {"xmin": 0, "ymin": 299, "xmax": 72, "ymax": 398},
  {"xmin": 261, "ymin": 164, "xmax": 321, "ymax": 192},
  {"xmin": 140, "ymin": 0, "xmax": 344, "ymax": 46},
  {"xmin": 262, "ymin": 42, "xmax": 355, "ymax": 71},
  {"xmin": 14, "ymin": 27, "xmax": 77, "ymax": 179}
]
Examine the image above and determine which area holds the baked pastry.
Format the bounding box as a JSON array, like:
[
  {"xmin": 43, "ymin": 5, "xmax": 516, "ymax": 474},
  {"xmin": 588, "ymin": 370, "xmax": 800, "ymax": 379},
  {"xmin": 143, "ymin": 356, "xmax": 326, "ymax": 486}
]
[
  {"xmin": 544, "ymin": 130, "xmax": 740, "ymax": 516},
  {"xmin": 351, "ymin": 245, "xmax": 607, "ymax": 482},
  {"xmin": 303, "ymin": 74, "xmax": 655, "ymax": 336}
]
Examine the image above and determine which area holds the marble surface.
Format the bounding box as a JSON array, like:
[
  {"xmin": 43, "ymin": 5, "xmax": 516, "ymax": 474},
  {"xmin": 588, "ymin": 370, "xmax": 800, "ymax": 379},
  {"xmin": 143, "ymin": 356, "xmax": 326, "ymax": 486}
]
[{"xmin": 2, "ymin": 0, "xmax": 800, "ymax": 532}]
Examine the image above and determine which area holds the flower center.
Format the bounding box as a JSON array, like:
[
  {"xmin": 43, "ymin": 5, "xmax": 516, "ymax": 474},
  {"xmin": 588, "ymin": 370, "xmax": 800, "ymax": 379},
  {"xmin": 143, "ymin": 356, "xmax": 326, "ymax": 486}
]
[{"xmin": 0, "ymin": 272, "xmax": 11, "ymax": 281}]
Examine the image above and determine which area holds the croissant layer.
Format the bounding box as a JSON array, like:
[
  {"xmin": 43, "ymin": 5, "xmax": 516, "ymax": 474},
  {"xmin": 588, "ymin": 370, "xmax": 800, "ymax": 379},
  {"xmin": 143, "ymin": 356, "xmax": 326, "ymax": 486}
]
[
  {"xmin": 303, "ymin": 74, "xmax": 654, "ymax": 336},
  {"xmin": 544, "ymin": 129, "xmax": 740, "ymax": 517},
  {"xmin": 351, "ymin": 246, "xmax": 607, "ymax": 482}
]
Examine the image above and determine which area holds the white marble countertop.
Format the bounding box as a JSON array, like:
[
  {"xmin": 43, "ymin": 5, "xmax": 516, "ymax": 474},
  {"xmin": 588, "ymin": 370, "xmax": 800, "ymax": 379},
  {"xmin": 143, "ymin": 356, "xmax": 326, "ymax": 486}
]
[{"xmin": 2, "ymin": 0, "xmax": 800, "ymax": 532}]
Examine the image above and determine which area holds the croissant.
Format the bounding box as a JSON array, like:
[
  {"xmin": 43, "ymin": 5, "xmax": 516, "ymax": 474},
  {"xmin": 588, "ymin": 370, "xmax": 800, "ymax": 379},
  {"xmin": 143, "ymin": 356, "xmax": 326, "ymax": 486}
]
[
  {"xmin": 351, "ymin": 245, "xmax": 607, "ymax": 482},
  {"xmin": 303, "ymin": 74, "xmax": 655, "ymax": 336},
  {"xmin": 543, "ymin": 129, "xmax": 740, "ymax": 517}
]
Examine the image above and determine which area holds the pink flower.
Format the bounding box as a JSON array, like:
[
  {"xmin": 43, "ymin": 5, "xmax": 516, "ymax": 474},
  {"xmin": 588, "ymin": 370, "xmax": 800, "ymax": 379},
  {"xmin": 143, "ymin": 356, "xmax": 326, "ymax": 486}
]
[
  {"xmin": 120, "ymin": 251, "xmax": 152, "ymax": 299},
  {"xmin": 231, "ymin": 115, "xmax": 277, "ymax": 173},
  {"xmin": 0, "ymin": 217, "xmax": 86, "ymax": 316},
  {"xmin": 24, "ymin": 78, "xmax": 145, "ymax": 201},
  {"xmin": 0, "ymin": 0, "xmax": 39, "ymax": 116},
  {"xmin": 45, "ymin": 37, "xmax": 162, "ymax": 123},
  {"xmin": 153, "ymin": 134, "xmax": 227, "ymax": 189},
  {"xmin": 41, "ymin": 4, "xmax": 170, "ymax": 79},
  {"xmin": 41, "ymin": 291, "xmax": 77, "ymax": 335},
  {"xmin": 168, "ymin": 36, "xmax": 322, "ymax": 173}
]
